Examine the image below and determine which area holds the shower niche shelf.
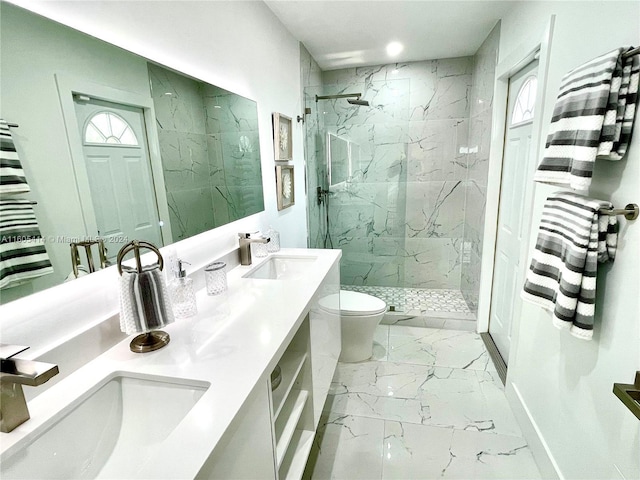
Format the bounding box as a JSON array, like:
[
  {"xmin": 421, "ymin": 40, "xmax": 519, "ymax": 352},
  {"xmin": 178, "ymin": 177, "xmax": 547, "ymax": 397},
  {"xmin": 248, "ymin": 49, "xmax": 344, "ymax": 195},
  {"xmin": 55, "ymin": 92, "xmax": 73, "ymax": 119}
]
[{"xmin": 270, "ymin": 316, "xmax": 314, "ymax": 480}]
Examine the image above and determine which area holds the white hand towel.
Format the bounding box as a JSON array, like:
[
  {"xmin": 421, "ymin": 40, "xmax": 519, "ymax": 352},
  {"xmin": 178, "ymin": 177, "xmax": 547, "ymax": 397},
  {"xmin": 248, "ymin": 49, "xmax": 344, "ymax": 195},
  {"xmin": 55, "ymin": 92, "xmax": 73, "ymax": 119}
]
[{"xmin": 119, "ymin": 264, "xmax": 175, "ymax": 335}]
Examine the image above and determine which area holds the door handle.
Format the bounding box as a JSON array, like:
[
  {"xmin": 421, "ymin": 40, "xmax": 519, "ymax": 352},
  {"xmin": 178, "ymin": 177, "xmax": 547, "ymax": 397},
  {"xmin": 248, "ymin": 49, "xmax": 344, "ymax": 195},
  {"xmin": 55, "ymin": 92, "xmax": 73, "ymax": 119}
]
[{"xmin": 613, "ymin": 371, "xmax": 640, "ymax": 420}]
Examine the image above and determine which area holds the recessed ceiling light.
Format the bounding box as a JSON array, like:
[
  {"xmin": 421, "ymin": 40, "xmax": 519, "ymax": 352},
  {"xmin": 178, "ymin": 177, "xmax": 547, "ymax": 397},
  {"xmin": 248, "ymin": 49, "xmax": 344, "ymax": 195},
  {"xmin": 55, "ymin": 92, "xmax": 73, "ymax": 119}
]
[{"xmin": 386, "ymin": 42, "xmax": 403, "ymax": 57}]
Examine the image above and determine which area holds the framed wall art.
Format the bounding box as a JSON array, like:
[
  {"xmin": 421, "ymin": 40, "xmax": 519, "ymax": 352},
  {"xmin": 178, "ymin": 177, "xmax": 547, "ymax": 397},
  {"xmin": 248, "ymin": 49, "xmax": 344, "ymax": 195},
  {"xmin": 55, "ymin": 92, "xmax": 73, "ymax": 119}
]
[
  {"xmin": 275, "ymin": 165, "xmax": 295, "ymax": 210},
  {"xmin": 272, "ymin": 112, "xmax": 292, "ymax": 161}
]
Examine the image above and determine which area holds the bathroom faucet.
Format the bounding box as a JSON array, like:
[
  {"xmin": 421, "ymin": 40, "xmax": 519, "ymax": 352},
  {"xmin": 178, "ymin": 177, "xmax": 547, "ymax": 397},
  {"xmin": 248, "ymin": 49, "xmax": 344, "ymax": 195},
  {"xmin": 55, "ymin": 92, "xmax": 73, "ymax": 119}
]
[
  {"xmin": 0, "ymin": 344, "xmax": 59, "ymax": 433},
  {"xmin": 238, "ymin": 233, "xmax": 270, "ymax": 266}
]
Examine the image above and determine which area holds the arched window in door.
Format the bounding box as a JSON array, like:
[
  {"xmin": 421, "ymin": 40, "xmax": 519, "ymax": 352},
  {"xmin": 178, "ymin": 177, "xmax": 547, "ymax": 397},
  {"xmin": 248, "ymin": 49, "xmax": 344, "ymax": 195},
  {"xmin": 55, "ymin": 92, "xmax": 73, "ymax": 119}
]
[
  {"xmin": 84, "ymin": 111, "xmax": 139, "ymax": 146},
  {"xmin": 511, "ymin": 76, "xmax": 537, "ymax": 126}
]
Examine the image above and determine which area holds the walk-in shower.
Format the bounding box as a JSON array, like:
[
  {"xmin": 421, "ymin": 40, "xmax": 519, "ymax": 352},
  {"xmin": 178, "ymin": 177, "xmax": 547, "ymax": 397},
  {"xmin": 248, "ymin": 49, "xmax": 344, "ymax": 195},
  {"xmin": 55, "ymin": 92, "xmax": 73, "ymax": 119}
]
[{"xmin": 303, "ymin": 58, "xmax": 491, "ymax": 328}]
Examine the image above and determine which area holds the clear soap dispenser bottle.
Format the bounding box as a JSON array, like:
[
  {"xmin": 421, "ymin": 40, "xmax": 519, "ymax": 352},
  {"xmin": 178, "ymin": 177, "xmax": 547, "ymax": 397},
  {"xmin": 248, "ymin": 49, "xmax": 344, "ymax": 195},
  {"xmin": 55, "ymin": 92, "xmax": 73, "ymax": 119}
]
[{"xmin": 170, "ymin": 260, "xmax": 197, "ymax": 319}]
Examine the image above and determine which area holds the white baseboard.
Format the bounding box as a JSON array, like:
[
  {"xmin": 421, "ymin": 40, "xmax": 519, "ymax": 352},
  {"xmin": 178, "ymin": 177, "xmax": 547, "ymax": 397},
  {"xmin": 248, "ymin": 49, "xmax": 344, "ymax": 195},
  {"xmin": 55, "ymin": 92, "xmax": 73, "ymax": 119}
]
[{"xmin": 505, "ymin": 381, "xmax": 564, "ymax": 480}]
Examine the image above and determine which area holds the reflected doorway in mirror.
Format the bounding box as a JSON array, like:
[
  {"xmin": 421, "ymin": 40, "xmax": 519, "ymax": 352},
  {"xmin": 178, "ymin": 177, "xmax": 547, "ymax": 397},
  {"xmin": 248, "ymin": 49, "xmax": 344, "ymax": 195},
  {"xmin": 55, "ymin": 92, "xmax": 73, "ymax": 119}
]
[{"xmin": 73, "ymin": 97, "xmax": 165, "ymax": 264}]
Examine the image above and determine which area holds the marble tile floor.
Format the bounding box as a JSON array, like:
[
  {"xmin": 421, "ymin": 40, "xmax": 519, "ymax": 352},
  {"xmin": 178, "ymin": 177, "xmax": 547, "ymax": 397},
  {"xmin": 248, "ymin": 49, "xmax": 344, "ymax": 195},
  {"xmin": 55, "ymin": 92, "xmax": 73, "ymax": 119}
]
[{"xmin": 303, "ymin": 326, "xmax": 541, "ymax": 480}]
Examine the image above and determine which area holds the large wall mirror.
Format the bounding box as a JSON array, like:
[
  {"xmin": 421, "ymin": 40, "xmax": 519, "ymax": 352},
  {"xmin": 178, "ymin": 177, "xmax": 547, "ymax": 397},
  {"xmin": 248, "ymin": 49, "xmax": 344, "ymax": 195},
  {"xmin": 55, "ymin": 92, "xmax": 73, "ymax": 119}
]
[{"xmin": 0, "ymin": 4, "xmax": 265, "ymax": 304}]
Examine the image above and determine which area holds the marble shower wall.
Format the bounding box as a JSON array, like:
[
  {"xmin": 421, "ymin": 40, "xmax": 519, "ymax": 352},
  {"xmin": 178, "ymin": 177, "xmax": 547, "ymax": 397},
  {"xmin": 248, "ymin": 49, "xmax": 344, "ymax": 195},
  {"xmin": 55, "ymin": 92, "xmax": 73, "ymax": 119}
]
[
  {"xmin": 302, "ymin": 26, "xmax": 499, "ymax": 302},
  {"xmin": 461, "ymin": 23, "xmax": 500, "ymax": 313},
  {"xmin": 149, "ymin": 64, "xmax": 263, "ymax": 242},
  {"xmin": 319, "ymin": 59, "xmax": 473, "ymax": 289}
]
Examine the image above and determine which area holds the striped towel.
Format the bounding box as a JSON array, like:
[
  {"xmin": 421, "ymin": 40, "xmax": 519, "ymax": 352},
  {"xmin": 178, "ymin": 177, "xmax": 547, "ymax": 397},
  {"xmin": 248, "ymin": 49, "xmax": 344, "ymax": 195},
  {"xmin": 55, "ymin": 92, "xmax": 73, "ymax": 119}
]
[
  {"xmin": 1, "ymin": 120, "xmax": 31, "ymax": 194},
  {"xmin": 535, "ymin": 47, "xmax": 640, "ymax": 190},
  {"xmin": 0, "ymin": 199, "xmax": 53, "ymax": 289},
  {"xmin": 522, "ymin": 192, "xmax": 618, "ymax": 340},
  {"xmin": 599, "ymin": 48, "xmax": 639, "ymax": 159},
  {"xmin": 119, "ymin": 263, "xmax": 174, "ymax": 335}
]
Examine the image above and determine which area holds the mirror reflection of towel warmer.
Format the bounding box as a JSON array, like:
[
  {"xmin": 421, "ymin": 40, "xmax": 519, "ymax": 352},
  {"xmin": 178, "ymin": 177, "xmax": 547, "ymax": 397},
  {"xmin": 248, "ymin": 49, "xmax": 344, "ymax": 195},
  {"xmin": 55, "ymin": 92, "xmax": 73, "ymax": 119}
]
[{"xmin": 70, "ymin": 239, "xmax": 108, "ymax": 278}]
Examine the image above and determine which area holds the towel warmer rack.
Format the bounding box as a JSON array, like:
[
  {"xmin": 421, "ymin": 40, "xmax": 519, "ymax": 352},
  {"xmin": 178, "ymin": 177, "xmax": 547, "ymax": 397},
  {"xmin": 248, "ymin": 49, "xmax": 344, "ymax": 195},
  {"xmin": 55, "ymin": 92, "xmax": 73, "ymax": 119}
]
[
  {"xmin": 70, "ymin": 239, "xmax": 108, "ymax": 277},
  {"xmin": 599, "ymin": 203, "xmax": 639, "ymax": 220},
  {"xmin": 116, "ymin": 240, "xmax": 170, "ymax": 353}
]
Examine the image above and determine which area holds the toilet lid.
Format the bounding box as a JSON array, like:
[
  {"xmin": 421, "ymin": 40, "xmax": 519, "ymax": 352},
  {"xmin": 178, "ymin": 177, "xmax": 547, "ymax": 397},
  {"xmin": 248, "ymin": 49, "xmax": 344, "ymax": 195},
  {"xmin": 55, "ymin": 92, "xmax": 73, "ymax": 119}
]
[{"xmin": 318, "ymin": 290, "xmax": 387, "ymax": 316}]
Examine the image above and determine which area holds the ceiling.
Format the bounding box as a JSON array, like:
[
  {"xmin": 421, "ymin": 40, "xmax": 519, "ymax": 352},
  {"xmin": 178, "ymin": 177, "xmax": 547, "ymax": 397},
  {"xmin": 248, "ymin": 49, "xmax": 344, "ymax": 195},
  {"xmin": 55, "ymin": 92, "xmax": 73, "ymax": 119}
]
[{"xmin": 264, "ymin": 0, "xmax": 515, "ymax": 70}]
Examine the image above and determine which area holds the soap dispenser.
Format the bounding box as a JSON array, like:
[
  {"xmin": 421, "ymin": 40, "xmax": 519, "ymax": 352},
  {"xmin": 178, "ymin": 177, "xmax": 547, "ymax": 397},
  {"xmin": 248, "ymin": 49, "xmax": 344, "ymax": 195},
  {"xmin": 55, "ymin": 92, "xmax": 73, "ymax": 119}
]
[{"xmin": 170, "ymin": 260, "xmax": 197, "ymax": 319}]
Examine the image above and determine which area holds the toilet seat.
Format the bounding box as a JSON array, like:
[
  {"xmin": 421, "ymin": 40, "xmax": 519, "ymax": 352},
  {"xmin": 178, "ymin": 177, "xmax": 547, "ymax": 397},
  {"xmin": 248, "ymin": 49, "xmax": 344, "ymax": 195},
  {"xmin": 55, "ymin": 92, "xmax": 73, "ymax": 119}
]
[{"xmin": 319, "ymin": 290, "xmax": 387, "ymax": 316}]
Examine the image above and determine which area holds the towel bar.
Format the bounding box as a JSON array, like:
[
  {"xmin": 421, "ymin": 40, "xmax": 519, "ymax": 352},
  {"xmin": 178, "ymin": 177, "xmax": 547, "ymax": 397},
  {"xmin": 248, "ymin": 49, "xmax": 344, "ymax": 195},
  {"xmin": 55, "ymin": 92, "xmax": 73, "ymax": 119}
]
[
  {"xmin": 613, "ymin": 371, "xmax": 640, "ymax": 421},
  {"xmin": 622, "ymin": 46, "xmax": 640, "ymax": 58},
  {"xmin": 599, "ymin": 203, "xmax": 638, "ymax": 220}
]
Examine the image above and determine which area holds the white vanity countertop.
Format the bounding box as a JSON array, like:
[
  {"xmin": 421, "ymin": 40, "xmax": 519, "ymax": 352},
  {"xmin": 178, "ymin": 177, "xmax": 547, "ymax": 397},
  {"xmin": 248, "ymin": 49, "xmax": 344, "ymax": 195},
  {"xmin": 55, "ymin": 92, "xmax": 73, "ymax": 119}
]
[{"xmin": 0, "ymin": 248, "xmax": 341, "ymax": 479}]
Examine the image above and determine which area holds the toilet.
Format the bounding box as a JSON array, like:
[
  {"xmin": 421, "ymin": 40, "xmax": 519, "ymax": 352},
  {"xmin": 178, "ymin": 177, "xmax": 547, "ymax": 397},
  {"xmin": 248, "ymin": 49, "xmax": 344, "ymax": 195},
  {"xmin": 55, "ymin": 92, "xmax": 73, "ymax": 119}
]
[{"xmin": 319, "ymin": 290, "xmax": 387, "ymax": 363}]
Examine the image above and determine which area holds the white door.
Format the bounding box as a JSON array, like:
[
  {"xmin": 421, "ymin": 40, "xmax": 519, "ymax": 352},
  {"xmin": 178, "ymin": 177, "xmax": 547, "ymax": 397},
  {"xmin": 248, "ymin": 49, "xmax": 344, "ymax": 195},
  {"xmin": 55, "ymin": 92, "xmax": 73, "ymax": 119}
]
[
  {"xmin": 74, "ymin": 98, "xmax": 163, "ymax": 262},
  {"xmin": 488, "ymin": 59, "xmax": 539, "ymax": 364}
]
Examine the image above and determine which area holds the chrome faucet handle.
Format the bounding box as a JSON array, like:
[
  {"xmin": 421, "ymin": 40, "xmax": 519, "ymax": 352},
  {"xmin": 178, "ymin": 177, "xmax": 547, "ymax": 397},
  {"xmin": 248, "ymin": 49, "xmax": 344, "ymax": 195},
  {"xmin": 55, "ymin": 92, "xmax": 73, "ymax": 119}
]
[
  {"xmin": 1, "ymin": 358, "xmax": 60, "ymax": 387},
  {"xmin": 238, "ymin": 232, "xmax": 262, "ymax": 239},
  {"xmin": 1, "ymin": 343, "xmax": 60, "ymax": 387},
  {"xmin": 238, "ymin": 232, "xmax": 269, "ymax": 266},
  {"xmin": 0, "ymin": 344, "xmax": 30, "ymax": 360},
  {"xmin": 0, "ymin": 345, "xmax": 60, "ymax": 433}
]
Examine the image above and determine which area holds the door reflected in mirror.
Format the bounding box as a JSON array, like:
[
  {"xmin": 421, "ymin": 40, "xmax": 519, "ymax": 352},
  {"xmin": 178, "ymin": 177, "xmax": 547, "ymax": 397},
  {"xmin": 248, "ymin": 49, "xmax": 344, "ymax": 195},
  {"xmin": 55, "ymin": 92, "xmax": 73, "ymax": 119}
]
[{"xmin": 74, "ymin": 97, "xmax": 164, "ymax": 264}]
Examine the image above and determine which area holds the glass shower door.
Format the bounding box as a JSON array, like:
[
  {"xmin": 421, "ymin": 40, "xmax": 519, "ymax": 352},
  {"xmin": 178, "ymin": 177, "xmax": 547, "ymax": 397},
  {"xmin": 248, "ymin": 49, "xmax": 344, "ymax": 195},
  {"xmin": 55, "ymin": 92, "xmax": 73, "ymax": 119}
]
[{"xmin": 303, "ymin": 79, "xmax": 409, "ymax": 289}]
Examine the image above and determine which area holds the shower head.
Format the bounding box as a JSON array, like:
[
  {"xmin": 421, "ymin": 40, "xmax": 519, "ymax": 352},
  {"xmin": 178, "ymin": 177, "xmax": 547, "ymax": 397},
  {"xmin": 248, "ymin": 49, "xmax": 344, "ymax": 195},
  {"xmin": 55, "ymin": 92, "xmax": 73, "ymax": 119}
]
[
  {"xmin": 347, "ymin": 98, "xmax": 370, "ymax": 106},
  {"xmin": 316, "ymin": 93, "xmax": 369, "ymax": 107}
]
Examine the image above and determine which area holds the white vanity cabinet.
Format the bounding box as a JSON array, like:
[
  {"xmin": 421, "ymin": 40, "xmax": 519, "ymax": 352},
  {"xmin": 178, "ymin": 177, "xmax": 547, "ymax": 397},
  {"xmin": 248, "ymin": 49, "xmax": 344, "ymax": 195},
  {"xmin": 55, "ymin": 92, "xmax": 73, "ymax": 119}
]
[
  {"xmin": 199, "ymin": 311, "xmax": 339, "ymax": 480},
  {"xmin": 195, "ymin": 254, "xmax": 341, "ymax": 480},
  {"xmin": 196, "ymin": 379, "xmax": 277, "ymax": 479},
  {"xmin": 0, "ymin": 249, "xmax": 342, "ymax": 480},
  {"xmin": 270, "ymin": 254, "xmax": 340, "ymax": 478},
  {"xmin": 308, "ymin": 258, "xmax": 341, "ymax": 427},
  {"xmin": 270, "ymin": 318, "xmax": 315, "ymax": 479}
]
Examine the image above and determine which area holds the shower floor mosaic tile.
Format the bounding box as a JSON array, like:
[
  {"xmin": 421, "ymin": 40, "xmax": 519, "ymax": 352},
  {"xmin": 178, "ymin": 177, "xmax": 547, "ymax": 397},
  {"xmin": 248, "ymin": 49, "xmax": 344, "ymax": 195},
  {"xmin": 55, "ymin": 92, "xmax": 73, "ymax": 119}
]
[
  {"xmin": 341, "ymin": 285, "xmax": 473, "ymax": 316},
  {"xmin": 303, "ymin": 325, "xmax": 541, "ymax": 480}
]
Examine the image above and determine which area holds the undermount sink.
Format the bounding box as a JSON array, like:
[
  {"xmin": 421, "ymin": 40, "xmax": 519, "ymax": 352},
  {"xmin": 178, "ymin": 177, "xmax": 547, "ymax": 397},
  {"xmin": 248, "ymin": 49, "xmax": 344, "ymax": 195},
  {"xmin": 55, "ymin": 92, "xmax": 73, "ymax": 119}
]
[
  {"xmin": 1, "ymin": 373, "xmax": 209, "ymax": 479},
  {"xmin": 243, "ymin": 254, "xmax": 318, "ymax": 280}
]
